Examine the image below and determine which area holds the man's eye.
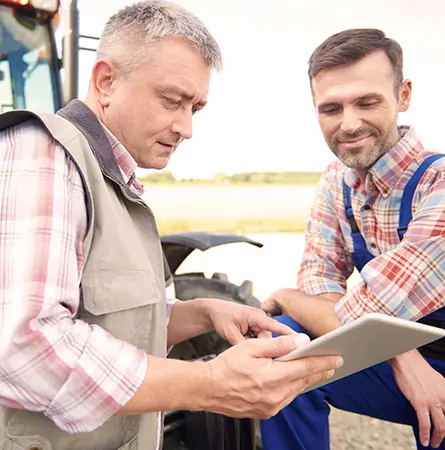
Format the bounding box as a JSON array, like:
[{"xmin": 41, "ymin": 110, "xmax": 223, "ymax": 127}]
[
  {"xmin": 165, "ymin": 98, "xmax": 181, "ymax": 108},
  {"xmin": 360, "ymin": 102, "xmax": 377, "ymax": 108},
  {"xmin": 191, "ymin": 106, "xmax": 201, "ymax": 115},
  {"xmin": 322, "ymin": 108, "xmax": 339, "ymax": 115}
]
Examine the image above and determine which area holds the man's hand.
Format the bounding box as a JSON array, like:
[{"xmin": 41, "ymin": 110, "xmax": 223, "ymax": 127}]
[
  {"xmin": 391, "ymin": 350, "xmax": 445, "ymax": 448},
  {"xmin": 203, "ymin": 334, "xmax": 344, "ymax": 419},
  {"xmin": 203, "ymin": 298, "xmax": 297, "ymax": 344},
  {"xmin": 261, "ymin": 288, "xmax": 299, "ymax": 316},
  {"xmin": 121, "ymin": 332, "xmax": 343, "ymax": 418},
  {"xmin": 261, "ymin": 288, "xmax": 342, "ymax": 337}
]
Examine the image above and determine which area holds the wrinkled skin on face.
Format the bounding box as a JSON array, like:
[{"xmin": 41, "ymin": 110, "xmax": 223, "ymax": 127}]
[{"xmin": 88, "ymin": 36, "xmax": 211, "ymax": 169}]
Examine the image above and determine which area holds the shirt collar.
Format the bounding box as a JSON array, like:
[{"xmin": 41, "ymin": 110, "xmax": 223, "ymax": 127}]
[
  {"xmin": 344, "ymin": 125, "xmax": 423, "ymax": 197},
  {"xmin": 100, "ymin": 124, "xmax": 145, "ymax": 196}
]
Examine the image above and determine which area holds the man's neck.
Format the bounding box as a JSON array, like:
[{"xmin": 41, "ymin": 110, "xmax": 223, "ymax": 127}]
[{"xmin": 356, "ymin": 168, "xmax": 368, "ymax": 185}]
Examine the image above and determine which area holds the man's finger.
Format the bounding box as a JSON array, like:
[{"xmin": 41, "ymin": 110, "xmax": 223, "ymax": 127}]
[
  {"xmin": 256, "ymin": 330, "xmax": 272, "ymax": 339},
  {"xmin": 416, "ymin": 407, "xmax": 431, "ymax": 448},
  {"xmin": 248, "ymin": 334, "xmax": 311, "ymax": 359},
  {"xmin": 271, "ymin": 355, "xmax": 342, "ymax": 399},
  {"xmin": 273, "ymin": 367, "xmax": 337, "ymax": 413},
  {"xmin": 251, "ymin": 314, "xmax": 298, "ymax": 337},
  {"xmin": 429, "ymin": 406, "xmax": 445, "ymax": 448},
  {"xmin": 260, "ymin": 299, "xmax": 279, "ymax": 314},
  {"xmin": 224, "ymin": 327, "xmax": 247, "ymax": 345},
  {"xmin": 282, "ymin": 354, "xmax": 343, "ymax": 383},
  {"xmin": 260, "ymin": 298, "xmax": 272, "ymax": 308},
  {"xmin": 295, "ymin": 365, "xmax": 336, "ymax": 391}
]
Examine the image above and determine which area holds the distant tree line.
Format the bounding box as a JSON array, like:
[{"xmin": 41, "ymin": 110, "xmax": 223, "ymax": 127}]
[{"xmin": 138, "ymin": 170, "xmax": 322, "ymax": 185}]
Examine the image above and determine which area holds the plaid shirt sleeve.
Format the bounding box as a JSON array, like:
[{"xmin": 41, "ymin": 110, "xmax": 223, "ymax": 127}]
[
  {"xmin": 335, "ymin": 169, "xmax": 445, "ymax": 323},
  {"xmin": 298, "ymin": 163, "xmax": 355, "ymax": 295},
  {"xmin": 0, "ymin": 121, "xmax": 148, "ymax": 433}
]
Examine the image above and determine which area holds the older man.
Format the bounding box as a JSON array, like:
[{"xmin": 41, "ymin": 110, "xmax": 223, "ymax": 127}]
[{"xmin": 0, "ymin": 2, "xmax": 342, "ymax": 450}]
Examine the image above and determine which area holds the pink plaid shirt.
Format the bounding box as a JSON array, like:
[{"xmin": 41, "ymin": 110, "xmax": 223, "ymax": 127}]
[
  {"xmin": 298, "ymin": 126, "xmax": 445, "ymax": 324},
  {"xmin": 0, "ymin": 118, "xmax": 175, "ymax": 434}
]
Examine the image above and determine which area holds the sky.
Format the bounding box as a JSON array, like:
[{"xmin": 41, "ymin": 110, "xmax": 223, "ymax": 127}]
[{"xmin": 73, "ymin": 0, "xmax": 445, "ymax": 179}]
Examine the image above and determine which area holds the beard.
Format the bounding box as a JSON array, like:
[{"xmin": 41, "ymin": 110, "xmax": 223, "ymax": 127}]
[{"xmin": 329, "ymin": 117, "xmax": 398, "ymax": 171}]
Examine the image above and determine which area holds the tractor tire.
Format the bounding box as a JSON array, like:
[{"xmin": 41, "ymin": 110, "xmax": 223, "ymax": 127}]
[{"xmin": 166, "ymin": 272, "xmax": 264, "ymax": 449}]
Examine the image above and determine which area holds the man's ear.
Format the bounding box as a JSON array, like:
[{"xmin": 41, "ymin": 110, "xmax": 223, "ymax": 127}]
[
  {"xmin": 90, "ymin": 59, "xmax": 117, "ymax": 108},
  {"xmin": 399, "ymin": 79, "xmax": 412, "ymax": 113}
]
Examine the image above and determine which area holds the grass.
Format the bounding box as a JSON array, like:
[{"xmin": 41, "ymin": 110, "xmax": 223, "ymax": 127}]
[
  {"xmin": 144, "ymin": 184, "xmax": 316, "ymax": 235},
  {"xmin": 156, "ymin": 216, "xmax": 309, "ymax": 235},
  {"xmin": 138, "ymin": 171, "xmax": 323, "ymax": 186}
]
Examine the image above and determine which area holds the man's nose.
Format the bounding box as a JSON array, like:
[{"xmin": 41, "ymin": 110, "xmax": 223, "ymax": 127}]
[
  {"xmin": 171, "ymin": 111, "xmax": 193, "ymax": 140},
  {"xmin": 340, "ymin": 108, "xmax": 362, "ymax": 135}
]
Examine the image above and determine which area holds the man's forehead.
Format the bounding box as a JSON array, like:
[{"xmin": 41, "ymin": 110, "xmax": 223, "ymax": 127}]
[
  {"xmin": 313, "ymin": 80, "xmax": 386, "ymax": 104},
  {"xmin": 312, "ymin": 53, "xmax": 395, "ymax": 103}
]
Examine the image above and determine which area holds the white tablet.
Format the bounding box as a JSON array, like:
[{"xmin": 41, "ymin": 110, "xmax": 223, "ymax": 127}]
[{"xmin": 276, "ymin": 313, "xmax": 445, "ymax": 392}]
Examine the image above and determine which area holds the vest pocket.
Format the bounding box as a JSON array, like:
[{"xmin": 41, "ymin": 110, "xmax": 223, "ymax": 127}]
[
  {"xmin": 4, "ymin": 435, "xmax": 51, "ymax": 450},
  {"xmin": 116, "ymin": 434, "xmax": 138, "ymax": 450},
  {"xmin": 81, "ymin": 270, "xmax": 163, "ymax": 316}
]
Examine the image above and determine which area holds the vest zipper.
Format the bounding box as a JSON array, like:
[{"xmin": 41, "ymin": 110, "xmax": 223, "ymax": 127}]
[
  {"xmin": 104, "ymin": 173, "xmax": 166, "ymax": 449},
  {"xmin": 106, "ymin": 174, "xmax": 158, "ymax": 217},
  {"xmin": 159, "ymin": 414, "xmax": 165, "ymax": 450}
]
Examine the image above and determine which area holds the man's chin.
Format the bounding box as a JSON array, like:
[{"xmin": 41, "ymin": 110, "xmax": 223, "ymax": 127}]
[
  {"xmin": 137, "ymin": 156, "xmax": 171, "ymax": 170},
  {"xmin": 152, "ymin": 157, "xmax": 171, "ymax": 170},
  {"xmin": 342, "ymin": 155, "xmax": 381, "ymax": 171},
  {"xmin": 335, "ymin": 146, "xmax": 371, "ymax": 168}
]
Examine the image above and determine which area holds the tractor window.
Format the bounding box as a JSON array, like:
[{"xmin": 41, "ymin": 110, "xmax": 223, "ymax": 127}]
[{"xmin": 0, "ymin": 5, "xmax": 59, "ymax": 113}]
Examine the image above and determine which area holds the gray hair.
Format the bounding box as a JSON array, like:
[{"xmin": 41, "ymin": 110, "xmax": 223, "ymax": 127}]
[{"xmin": 96, "ymin": 0, "xmax": 223, "ymax": 74}]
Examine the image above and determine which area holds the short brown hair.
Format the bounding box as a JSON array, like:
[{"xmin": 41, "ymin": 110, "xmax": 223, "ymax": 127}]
[{"xmin": 308, "ymin": 29, "xmax": 403, "ymax": 85}]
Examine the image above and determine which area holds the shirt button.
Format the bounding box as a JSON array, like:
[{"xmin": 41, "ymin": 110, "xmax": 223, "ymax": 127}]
[
  {"xmin": 363, "ymin": 204, "xmax": 372, "ymax": 210},
  {"xmin": 370, "ymin": 242, "xmax": 377, "ymax": 249}
]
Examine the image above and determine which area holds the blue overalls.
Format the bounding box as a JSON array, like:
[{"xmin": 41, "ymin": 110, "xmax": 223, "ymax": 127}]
[{"xmin": 260, "ymin": 155, "xmax": 445, "ymax": 450}]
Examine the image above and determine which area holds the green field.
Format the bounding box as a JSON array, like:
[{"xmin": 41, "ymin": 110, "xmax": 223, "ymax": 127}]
[
  {"xmin": 141, "ymin": 184, "xmax": 317, "ymax": 234},
  {"xmin": 154, "ymin": 216, "xmax": 310, "ymax": 234},
  {"xmin": 139, "ymin": 170, "xmax": 322, "ymax": 185}
]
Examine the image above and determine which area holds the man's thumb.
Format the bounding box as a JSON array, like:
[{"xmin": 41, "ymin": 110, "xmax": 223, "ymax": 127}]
[{"xmin": 249, "ymin": 333, "xmax": 310, "ymax": 359}]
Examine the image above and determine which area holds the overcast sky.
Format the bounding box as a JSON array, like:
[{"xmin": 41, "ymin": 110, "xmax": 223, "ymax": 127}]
[{"xmin": 74, "ymin": 0, "xmax": 445, "ymax": 178}]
